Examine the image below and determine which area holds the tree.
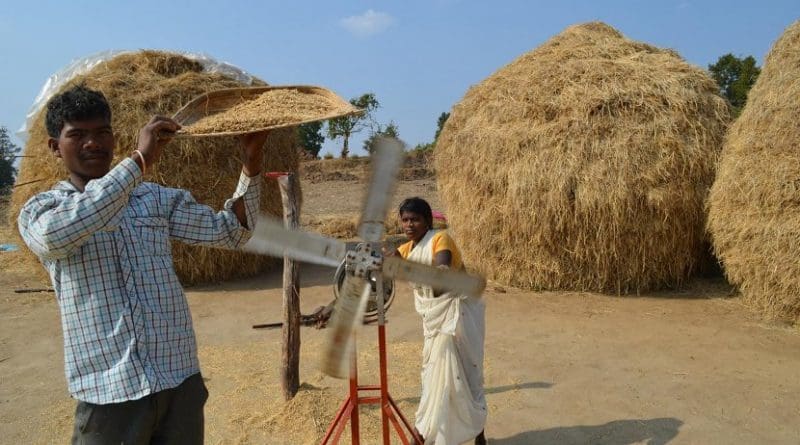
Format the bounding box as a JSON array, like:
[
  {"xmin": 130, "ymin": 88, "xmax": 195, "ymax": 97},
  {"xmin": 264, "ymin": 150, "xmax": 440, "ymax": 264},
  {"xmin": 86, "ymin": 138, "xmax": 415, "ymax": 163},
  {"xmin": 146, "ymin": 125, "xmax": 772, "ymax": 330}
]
[
  {"xmin": 0, "ymin": 126, "xmax": 20, "ymax": 194},
  {"xmin": 434, "ymin": 112, "xmax": 450, "ymax": 142},
  {"xmin": 708, "ymin": 54, "xmax": 760, "ymax": 115},
  {"xmin": 411, "ymin": 142, "xmax": 434, "ymax": 152},
  {"xmin": 297, "ymin": 121, "xmax": 325, "ymax": 158},
  {"xmin": 409, "ymin": 111, "xmax": 450, "ymax": 154},
  {"xmin": 363, "ymin": 121, "xmax": 401, "ymax": 154},
  {"xmin": 327, "ymin": 93, "xmax": 379, "ymax": 158}
]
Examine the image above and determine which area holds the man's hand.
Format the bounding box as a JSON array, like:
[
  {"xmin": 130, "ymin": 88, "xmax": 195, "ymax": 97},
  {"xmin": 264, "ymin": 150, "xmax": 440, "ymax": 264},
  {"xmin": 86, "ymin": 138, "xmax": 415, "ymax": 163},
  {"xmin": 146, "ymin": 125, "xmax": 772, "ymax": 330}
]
[
  {"xmin": 239, "ymin": 131, "xmax": 268, "ymax": 177},
  {"xmin": 231, "ymin": 131, "xmax": 268, "ymax": 228},
  {"xmin": 135, "ymin": 115, "xmax": 181, "ymax": 168}
]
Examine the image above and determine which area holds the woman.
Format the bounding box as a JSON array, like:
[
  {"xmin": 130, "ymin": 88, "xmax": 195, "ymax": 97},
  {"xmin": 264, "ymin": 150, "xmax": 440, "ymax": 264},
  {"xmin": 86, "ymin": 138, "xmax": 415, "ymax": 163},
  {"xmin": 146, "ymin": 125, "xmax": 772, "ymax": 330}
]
[{"xmin": 393, "ymin": 197, "xmax": 487, "ymax": 445}]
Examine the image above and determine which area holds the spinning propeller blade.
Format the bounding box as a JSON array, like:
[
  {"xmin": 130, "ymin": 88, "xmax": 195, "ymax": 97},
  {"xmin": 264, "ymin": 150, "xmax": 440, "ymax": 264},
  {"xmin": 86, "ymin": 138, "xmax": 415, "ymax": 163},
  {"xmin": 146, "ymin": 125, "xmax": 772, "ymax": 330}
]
[
  {"xmin": 358, "ymin": 137, "xmax": 405, "ymax": 242},
  {"xmin": 320, "ymin": 139, "xmax": 405, "ymax": 377},
  {"xmin": 382, "ymin": 256, "xmax": 486, "ymax": 298},
  {"xmin": 321, "ymin": 275, "xmax": 371, "ymax": 378},
  {"xmin": 244, "ymin": 215, "xmax": 346, "ymax": 267}
]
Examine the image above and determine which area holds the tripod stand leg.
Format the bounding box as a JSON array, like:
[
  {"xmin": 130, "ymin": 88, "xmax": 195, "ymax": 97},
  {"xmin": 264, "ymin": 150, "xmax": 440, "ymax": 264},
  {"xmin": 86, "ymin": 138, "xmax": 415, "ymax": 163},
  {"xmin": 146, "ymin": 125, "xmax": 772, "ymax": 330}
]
[
  {"xmin": 376, "ymin": 270, "xmax": 392, "ymax": 445},
  {"xmin": 387, "ymin": 394, "xmax": 424, "ymax": 444},
  {"xmin": 349, "ymin": 334, "xmax": 360, "ymax": 445},
  {"xmin": 321, "ymin": 396, "xmax": 353, "ymax": 445}
]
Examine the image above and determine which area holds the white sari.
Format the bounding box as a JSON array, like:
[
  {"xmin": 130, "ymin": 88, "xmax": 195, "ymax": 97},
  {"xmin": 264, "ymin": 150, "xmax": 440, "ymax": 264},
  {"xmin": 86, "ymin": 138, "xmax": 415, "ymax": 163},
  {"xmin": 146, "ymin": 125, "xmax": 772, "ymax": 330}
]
[{"xmin": 407, "ymin": 229, "xmax": 487, "ymax": 445}]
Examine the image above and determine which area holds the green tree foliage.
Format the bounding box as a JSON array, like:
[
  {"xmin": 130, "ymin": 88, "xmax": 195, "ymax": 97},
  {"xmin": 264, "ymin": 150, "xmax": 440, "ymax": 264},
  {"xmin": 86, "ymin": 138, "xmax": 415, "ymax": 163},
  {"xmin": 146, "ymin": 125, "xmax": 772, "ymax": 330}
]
[
  {"xmin": 411, "ymin": 111, "xmax": 450, "ymax": 154},
  {"xmin": 327, "ymin": 93, "xmax": 379, "ymax": 158},
  {"xmin": 708, "ymin": 54, "xmax": 761, "ymax": 115},
  {"xmin": 434, "ymin": 111, "xmax": 450, "ymax": 142},
  {"xmin": 411, "ymin": 142, "xmax": 434, "ymax": 152},
  {"xmin": 297, "ymin": 121, "xmax": 325, "ymax": 158},
  {"xmin": 363, "ymin": 121, "xmax": 402, "ymax": 154},
  {"xmin": 0, "ymin": 126, "xmax": 20, "ymax": 194}
]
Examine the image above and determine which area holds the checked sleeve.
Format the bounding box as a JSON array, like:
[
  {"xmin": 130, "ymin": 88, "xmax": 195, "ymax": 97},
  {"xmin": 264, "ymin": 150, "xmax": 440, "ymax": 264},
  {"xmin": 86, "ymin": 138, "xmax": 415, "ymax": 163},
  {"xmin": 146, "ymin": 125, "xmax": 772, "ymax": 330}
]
[
  {"xmin": 18, "ymin": 158, "xmax": 143, "ymax": 261},
  {"xmin": 165, "ymin": 171, "xmax": 262, "ymax": 249}
]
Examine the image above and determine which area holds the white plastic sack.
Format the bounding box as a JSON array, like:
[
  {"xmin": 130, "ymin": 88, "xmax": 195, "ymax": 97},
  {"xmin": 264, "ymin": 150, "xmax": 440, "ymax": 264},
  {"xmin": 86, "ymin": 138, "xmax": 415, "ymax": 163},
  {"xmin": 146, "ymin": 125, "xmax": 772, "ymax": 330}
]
[{"xmin": 17, "ymin": 49, "xmax": 256, "ymax": 142}]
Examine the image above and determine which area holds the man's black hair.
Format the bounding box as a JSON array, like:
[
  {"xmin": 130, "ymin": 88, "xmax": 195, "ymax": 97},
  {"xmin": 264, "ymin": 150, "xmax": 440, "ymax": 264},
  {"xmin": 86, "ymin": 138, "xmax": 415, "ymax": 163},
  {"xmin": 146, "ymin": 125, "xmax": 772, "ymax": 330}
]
[
  {"xmin": 399, "ymin": 197, "xmax": 433, "ymax": 229},
  {"xmin": 45, "ymin": 85, "xmax": 112, "ymax": 138}
]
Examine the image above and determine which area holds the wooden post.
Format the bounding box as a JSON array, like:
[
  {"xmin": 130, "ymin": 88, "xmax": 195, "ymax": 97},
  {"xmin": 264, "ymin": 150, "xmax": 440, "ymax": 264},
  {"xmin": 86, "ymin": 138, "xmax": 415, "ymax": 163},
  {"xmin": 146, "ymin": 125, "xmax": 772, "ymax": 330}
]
[{"xmin": 277, "ymin": 173, "xmax": 301, "ymax": 400}]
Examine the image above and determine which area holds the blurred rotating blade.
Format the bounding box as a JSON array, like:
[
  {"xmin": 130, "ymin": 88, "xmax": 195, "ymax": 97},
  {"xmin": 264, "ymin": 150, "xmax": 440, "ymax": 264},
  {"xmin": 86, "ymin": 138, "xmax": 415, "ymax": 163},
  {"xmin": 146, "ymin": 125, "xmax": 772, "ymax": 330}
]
[
  {"xmin": 243, "ymin": 215, "xmax": 346, "ymax": 267},
  {"xmin": 321, "ymin": 275, "xmax": 371, "ymax": 378},
  {"xmin": 358, "ymin": 137, "xmax": 405, "ymax": 242},
  {"xmin": 382, "ymin": 256, "xmax": 486, "ymax": 298}
]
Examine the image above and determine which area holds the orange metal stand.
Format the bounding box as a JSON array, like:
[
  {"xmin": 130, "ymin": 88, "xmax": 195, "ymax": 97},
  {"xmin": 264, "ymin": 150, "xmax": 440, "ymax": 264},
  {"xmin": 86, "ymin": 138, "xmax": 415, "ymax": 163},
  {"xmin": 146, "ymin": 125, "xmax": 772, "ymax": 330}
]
[{"xmin": 320, "ymin": 324, "xmax": 423, "ymax": 445}]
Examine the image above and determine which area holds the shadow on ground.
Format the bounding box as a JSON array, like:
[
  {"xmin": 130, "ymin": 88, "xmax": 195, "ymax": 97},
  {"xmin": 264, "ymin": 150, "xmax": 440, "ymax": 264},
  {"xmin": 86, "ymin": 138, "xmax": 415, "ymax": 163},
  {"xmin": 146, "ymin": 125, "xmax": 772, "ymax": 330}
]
[
  {"xmin": 189, "ymin": 262, "xmax": 338, "ymax": 292},
  {"xmin": 485, "ymin": 381, "xmax": 553, "ymax": 395},
  {"xmin": 397, "ymin": 381, "xmax": 553, "ymax": 405},
  {"xmin": 490, "ymin": 417, "xmax": 682, "ymax": 445}
]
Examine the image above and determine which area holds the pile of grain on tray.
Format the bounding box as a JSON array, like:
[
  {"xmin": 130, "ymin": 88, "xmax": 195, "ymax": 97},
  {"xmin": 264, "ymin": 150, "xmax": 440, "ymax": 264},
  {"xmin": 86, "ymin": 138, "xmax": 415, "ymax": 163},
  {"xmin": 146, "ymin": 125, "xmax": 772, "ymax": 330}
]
[{"xmin": 182, "ymin": 89, "xmax": 349, "ymax": 134}]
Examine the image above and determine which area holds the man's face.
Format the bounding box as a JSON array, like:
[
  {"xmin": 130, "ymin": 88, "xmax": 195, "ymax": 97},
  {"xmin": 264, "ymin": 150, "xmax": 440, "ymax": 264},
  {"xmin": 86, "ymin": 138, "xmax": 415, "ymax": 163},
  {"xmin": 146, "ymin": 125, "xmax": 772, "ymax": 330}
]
[{"xmin": 49, "ymin": 117, "xmax": 115, "ymax": 181}]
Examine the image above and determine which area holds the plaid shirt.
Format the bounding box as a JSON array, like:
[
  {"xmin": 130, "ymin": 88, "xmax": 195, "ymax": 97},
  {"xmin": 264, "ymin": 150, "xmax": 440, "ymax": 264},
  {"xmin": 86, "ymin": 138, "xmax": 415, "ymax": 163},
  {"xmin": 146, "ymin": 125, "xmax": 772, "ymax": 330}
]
[{"xmin": 18, "ymin": 158, "xmax": 261, "ymax": 404}]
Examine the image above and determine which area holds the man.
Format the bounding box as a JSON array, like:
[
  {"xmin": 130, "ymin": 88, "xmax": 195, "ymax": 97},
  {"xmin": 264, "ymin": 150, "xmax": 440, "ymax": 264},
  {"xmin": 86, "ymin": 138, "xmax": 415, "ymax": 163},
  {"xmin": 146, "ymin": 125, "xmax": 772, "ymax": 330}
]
[{"xmin": 18, "ymin": 85, "xmax": 267, "ymax": 444}]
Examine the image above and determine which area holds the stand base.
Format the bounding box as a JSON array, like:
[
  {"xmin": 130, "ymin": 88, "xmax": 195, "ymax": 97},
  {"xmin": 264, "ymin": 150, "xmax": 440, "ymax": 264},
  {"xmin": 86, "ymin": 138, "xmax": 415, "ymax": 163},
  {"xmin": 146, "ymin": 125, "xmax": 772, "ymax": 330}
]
[
  {"xmin": 320, "ymin": 324, "xmax": 423, "ymax": 445},
  {"xmin": 320, "ymin": 384, "xmax": 422, "ymax": 445},
  {"xmin": 320, "ymin": 266, "xmax": 421, "ymax": 445}
]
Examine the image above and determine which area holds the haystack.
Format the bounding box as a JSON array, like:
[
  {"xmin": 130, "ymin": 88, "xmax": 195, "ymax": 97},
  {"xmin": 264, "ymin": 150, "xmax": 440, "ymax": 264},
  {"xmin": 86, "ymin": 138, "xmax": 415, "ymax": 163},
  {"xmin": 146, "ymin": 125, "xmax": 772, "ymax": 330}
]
[
  {"xmin": 434, "ymin": 22, "xmax": 730, "ymax": 292},
  {"xmin": 707, "ymin": 21, "xmax": 800, "ymax": 323},
  {"xmin": 9, "ymin": 50, "xmax": 297, "ymax": 285}
]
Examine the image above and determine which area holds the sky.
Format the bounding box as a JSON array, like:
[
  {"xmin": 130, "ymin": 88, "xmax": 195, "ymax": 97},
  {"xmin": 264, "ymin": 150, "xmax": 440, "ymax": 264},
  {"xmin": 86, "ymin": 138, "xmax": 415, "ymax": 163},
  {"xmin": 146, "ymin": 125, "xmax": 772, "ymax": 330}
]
[{"xmin": 1, "ymin": 0, "xmax": 798, "ymax": 158}]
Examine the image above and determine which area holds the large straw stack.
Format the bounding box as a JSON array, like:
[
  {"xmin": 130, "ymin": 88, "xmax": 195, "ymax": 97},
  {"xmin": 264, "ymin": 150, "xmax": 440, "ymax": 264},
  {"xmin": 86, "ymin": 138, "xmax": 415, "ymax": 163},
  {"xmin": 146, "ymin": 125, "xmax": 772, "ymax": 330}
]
[
  {"xmin": 10, "ymin": 51, "xmax": 297, "ymax": 285},
  {"xmin": 708, "ymin": 21, "xmax": 800, "ymax": 323},
  {"xmin": 435, "ymin": 22, "xmax": 731, "ymax": 293}
]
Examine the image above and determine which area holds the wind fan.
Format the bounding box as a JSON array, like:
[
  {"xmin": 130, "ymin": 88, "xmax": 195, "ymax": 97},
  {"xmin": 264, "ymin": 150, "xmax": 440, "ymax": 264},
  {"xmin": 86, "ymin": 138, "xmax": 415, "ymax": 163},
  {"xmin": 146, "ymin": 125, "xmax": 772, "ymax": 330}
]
[{"xmin": 243, "ymin": 137, "xmax": 485, "ymax": 444}]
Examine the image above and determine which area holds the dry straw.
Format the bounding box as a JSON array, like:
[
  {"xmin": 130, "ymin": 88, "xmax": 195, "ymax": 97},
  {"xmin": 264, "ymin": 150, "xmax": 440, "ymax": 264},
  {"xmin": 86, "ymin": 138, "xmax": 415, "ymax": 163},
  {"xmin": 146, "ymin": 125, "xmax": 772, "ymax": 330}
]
[
  {"xmin": 9, "ymin": 51, "xmax": 298, "ymax": 285},
  {"xmin": 708, "ymin": 21, "xmax": 800, "ymax": 324},
  {"xmin": 435, "ymin": 22, "xmax": 731, "ymax": 293}
]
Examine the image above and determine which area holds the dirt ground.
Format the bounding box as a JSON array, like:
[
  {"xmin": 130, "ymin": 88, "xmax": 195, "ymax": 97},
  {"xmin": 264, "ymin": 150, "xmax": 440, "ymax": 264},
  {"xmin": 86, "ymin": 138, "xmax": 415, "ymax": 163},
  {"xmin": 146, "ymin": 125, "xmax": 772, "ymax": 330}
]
[{"xmin": 1, "ymin": 173, "xmax": 799, "ymax": 444}]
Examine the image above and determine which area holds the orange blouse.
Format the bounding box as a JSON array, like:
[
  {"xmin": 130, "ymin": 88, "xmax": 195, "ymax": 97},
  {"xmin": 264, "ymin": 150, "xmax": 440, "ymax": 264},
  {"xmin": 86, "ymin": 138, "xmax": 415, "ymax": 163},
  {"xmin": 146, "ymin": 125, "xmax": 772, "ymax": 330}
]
[{"xmin": 397, "ymin": 230, "xmax": 463, "ymax": 269}]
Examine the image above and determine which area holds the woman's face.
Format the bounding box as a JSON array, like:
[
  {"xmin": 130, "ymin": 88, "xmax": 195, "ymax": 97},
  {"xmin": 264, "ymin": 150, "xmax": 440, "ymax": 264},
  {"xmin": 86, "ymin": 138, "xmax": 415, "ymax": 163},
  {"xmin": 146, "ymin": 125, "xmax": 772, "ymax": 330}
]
[{"xmin": 400, "ymin": 211, "xmax": 429, "ymax": 243}]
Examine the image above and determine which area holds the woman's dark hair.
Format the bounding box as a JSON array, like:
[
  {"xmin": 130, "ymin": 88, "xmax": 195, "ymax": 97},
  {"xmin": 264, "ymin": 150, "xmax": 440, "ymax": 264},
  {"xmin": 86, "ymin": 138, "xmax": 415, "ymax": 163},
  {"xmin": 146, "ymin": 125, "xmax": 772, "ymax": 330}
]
[
  {"xmin": 399, "ymin": 197, "xmax": 433, "ymax": 228},
  {"xmin": 45, "ymin": 85, "xmax": 112, "ymax": 137}
]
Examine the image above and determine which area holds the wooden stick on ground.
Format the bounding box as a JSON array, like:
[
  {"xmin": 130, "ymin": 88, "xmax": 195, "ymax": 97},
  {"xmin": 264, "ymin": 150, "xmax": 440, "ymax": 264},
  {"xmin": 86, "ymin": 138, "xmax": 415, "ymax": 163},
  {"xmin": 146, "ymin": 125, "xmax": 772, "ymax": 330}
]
[
  {"xmin": 13, "ymin": 288, "xmax": 54, "ymax": 293},
  {"xmin": 251, "ymin": 304, "xmax": 334, "ymax": 330}
]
